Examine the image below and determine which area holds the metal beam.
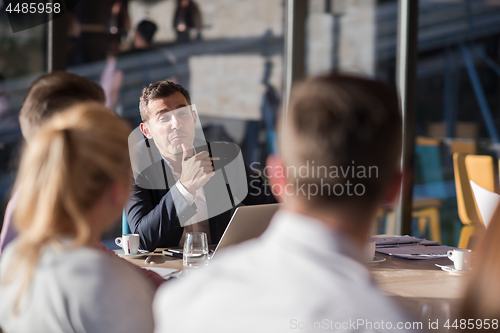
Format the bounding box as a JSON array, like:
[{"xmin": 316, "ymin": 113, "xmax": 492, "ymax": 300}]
[
  {"xmin": 460, "ymin": 43, "xmax": 500, "ymax": 145},
  {"xmin": 395, "ymin": 0, "xmax": 419, "ymax": 236},
  {"xmin": 47, "ymin": 1, "xmax": 67, "ymax": 72},
  {"xmin": 283, "ymin": 0, "xmax": 308, "ymax": 121}
]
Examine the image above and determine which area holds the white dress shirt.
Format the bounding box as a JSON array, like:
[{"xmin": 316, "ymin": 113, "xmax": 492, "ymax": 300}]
[
  {"xmin": 162, "ymin": 157, "xmax": 211, "ymax": 245},
  {"xmin": 153, "ymin": 210, "xmax": 415, "ymax": 333}
]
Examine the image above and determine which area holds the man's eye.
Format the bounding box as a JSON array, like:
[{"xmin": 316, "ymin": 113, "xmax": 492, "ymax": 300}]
[{"xmin": 159, "ymin": 115, "xmax": 170, "ymax": 122}]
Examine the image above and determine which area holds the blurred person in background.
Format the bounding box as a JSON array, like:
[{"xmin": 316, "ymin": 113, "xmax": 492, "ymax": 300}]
[
  {"xmin": 173, "ymin": 0, "xmax": 202, "ymax": 43},
  {"xmin": 0, "ymin": 104, "xmax": 154, "ymax": 332},
  {"xmin": 69, "ymin": 0, "xmax": 130, "ymax": 65},
  {"xmin": 133, "ymin": 20, "xmax": 158, "ymax": 51},
  {"xmin": 460, "ymin": 206, "xmax": 500, "ymax": 328},
  {"xmin": 100, "ymin": 20, "xmax": 158, "ymax": 112},
  {"xmin": 153, "ymin": 74, "xmax": 413, "ymax": 332}
]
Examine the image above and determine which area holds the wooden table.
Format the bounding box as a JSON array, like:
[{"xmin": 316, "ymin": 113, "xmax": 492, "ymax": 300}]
[
  {"xmin": 371, "ymin": 254, "xmax": 469, "ymax": 299},
  {"xmin": 121, "ymin": 250, "xmax": 469, "ymax": 297},
  {"xmin": 121, "ymin": 249, "xmax": 469, "ymax": 331},
  {"xmin": 117, "ymin": 249, "xmax": 184, "ymax": 273},
  {"xmin": 371, "ymin": 254, "xmax": 469, "ymax": 330}
]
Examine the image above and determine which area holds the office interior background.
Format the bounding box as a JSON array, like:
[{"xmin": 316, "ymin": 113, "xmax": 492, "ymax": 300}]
[{"xmin": 1, "ymin": 0, "xmax": 500, "ymax": 247}]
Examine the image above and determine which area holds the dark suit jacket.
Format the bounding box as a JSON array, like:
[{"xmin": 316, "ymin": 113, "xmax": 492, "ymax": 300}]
[{"xmin": 125, "ymin": 140, "xmax": 276, "ymax": 251}]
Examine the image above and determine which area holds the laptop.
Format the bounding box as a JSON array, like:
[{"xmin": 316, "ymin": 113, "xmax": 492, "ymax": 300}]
[{"xmin": 164, "ymin": 203, "xmax": 281, "ymax": 258}]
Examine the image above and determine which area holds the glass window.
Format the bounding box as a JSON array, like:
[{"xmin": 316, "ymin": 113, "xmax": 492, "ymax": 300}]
[
  {"xmin": 306, "ymin": 0, "xmax": 398, "ymax": 234},
  {"xmin": 65, "ymin": 0, "xmax": 285, "ymax": 242},
  {"xmin": 413, "ymin": 0, "xmax": 500, "ymax": 247}
]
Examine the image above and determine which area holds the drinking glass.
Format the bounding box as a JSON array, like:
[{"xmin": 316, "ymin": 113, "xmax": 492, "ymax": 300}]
[{"xmin": 183, "ymin": 232, "xmax": 209, "ymax": 268}]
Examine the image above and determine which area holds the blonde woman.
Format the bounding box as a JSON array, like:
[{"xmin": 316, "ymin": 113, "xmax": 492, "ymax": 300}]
[{"xmin": 0, "ymin": 103, "xmax": 155, "ymax": 333}]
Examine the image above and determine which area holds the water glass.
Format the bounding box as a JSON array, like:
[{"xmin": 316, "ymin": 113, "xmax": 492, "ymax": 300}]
[{"xmin": 183, "ymin": 232, "xmax": 209, "ymax": 268}]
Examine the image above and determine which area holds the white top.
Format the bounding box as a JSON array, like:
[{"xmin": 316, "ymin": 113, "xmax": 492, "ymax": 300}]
[
  {"xmin": 0, "ymin": 239, "xmax": 155, "ymax": 333},
  {"xmin": 154, "ymin": 210, "xmax": 415, "ymax": 333}
]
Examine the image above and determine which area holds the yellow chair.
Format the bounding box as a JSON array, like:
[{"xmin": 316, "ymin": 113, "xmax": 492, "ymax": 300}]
[
  {"xmin": 453, "ymin": 153, "xmax": 489, "ymax": 248},
  {"xmin": 465, "ymin": 155, "xmax": 494, "ymax": 193},
  {"xmin": 411, "ymin": 137, "xmax": 443, "ymax": 242},
  {"xmin": 449, "ymin": 139, "xmax": 477, "ymax": 155},
  {"xmin": 374, "ymin": 137, "xmax": 443, "ymax": 242}
]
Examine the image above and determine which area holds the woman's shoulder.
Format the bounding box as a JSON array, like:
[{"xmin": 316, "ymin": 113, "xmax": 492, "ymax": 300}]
[{"xmin": 45, "ymin": 243, "xmax": 155, "ymax": 332}]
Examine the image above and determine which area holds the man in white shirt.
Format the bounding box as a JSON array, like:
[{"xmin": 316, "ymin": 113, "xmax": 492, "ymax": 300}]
[{"xmin": 153, "ymin": 74, "xmax": 415, "ymax": 332}]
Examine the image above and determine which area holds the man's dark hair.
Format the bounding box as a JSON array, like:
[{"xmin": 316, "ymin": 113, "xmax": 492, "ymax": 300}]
[
  {"xmin": 139, "ymin": 80, "xmax": 191, "ymax": 122},
  {"xmin": 278, "ymin": 73, "xmax": 402, "ymax": 208},
  {"xmin": 137, "ymin": 20, "xmax": 158, "ymax": 44},
  {"xmin": 19, "ymin": 71, "xmax": 105, "ymax": 141}
]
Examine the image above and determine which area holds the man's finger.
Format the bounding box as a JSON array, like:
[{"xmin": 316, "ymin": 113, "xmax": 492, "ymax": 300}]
[
  {"xmin": 193, "ymin": 151, "xmax": 210, "ymax": 160},
  {"xmin": 181, "ymin": 143, "xmax": 190, "ymax": 162},
  {"xmin": 199, "ymin": 160, "xmax": 213, "ymax": 167}
]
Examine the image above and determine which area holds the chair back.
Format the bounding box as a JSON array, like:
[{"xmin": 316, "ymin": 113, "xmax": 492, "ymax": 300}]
[
  {"xmin": 122, "ymin": 210, "xmax": 131, "ymax": 235},
  {"xmin": 465, "ymin": 155, "xmax": 495, "ymax": 193},
  {"xmin": 453, "ymin": 153, "xmax": 481, "ymax": 225},
  {"xmin": 414, "ymin": 137, "xmax": 447, "ymax": 199}
]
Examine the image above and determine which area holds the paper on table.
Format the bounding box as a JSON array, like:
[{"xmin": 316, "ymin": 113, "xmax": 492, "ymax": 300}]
[
  {"xmin": 374, "ymin": 236, "xmax": 422, "ymax": 248},
  {"xmin": 470, "ymin": 180, "xmax": 500, "ymax": 228},
  {"xmin": 376, "ymin": 245, "xmax": 456, "ymax": 260},
  {"xmin": 141, "ymin": 267, "xmax": 178, "ymax": 277}
]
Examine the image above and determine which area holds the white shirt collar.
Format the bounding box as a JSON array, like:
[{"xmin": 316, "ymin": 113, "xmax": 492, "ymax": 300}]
[{"xmin": 262, "ymin": 209, "xmax": 371, "ymax": 282}]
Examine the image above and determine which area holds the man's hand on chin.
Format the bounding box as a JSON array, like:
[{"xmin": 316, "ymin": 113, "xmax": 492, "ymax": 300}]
[{"xmin": 179, "ymin": 143, "xmax": 215, "ymax": 195}]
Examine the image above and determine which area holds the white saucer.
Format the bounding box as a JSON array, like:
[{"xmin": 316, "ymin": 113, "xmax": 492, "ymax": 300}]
[
  {"xmin": 435, "ymin": 264, "xmax": 471, "ymax": 275},
  {"xmin": 116, "ymin": 249, "xmax": 153, "ymax": 258},
  {"xmin": 366, "ymin": 256, "xmax": 386, "ymax": 264}
]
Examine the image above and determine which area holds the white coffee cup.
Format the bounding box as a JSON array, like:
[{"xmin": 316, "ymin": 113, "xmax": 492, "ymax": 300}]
[
  {"xmin": 364, "ymin": 241, "xmax": 376, "ymax": 262},
  {"xmin": 115, "ymin": 234, "xmax": 140, "ymax": 255},
  {"xmin": 447, "ymin": 249, "xmax": 472, "ymax": 271}
]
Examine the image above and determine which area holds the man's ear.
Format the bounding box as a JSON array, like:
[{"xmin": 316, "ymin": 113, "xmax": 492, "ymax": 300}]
[
  {"xmin": 192, "ymin": 110, "xmax": 197, "ymax": 127},
  {"xmin": 266, "ymin": 154, "xmax": 287, "ymax": 203},
  {"xmin": 140, "ymin": 122, "xmax": 153, "ymax": 139},
  {"xmin": 382, "ymin": 172, "xmax": 403, "ymax": 205}
]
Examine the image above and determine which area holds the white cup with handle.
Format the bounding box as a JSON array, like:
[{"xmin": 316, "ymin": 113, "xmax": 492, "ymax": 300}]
[
  {"xmin": 115, "ymin": 234, "xmax": 140, "ymax": 255},
  {"xmin": 364, "ymin": 241, "xmax": 376, "ymax": 262},
  {"xmin": 447, "ymin": 248, "xmax": 472, "ymax": 271}
]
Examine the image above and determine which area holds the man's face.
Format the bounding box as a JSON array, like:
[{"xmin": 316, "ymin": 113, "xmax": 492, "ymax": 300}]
[{"xmin": 141, "ymin": 92, "xmax": 197, "ymax": 156}]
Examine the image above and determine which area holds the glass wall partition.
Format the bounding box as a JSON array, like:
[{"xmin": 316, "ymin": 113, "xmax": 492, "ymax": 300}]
[
  {"xmin": 64, "ymin": 0, "xmax": 285, "ymax": 241},
  {"xmin": 412, "ymin": 0, "xmax": 500, "ymax": 247},
  {"xmin": 306, "ymin": 0, "xmax": 400, "ymax": 234}
]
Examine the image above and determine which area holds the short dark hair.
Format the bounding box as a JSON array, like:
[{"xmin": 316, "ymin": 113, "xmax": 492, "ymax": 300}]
[
  {"xmin": 137, "ymin": 20, "xmax": 157, "ymax": 44},
  {"xmin": 19, "ymin": 71, "xmax": 105, "ymax": 140},
  {"xmin": 278, "ymin": 73, "xmax": 402, "ymax": 208},
  {"xmin": 139, "ymin": 80, "xmax": 191, "ymax": 122}
]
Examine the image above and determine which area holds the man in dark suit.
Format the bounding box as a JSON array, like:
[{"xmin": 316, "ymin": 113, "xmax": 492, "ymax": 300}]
[{"xmin": 126, "ymin": 80, "xmax": 275, "ymax": 251}]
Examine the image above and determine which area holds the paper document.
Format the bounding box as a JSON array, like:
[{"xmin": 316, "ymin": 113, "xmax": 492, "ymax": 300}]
[
  {"xmin": 470, "ymin": 180, "xmax": 500, "ymax": 228},
  {"xmin": 376, "ymin": 245, "xmax": 455, "ymax": 260},
  {"xmin": 141, "ymin": 267, "xmax": 178, "ymax": 277},
  {"xmin": 373, "ymin": 236, "xmax": 439, "ymax": 248}
]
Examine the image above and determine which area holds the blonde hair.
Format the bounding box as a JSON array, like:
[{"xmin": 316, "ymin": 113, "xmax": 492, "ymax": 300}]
[{"xmin": 4, "ymin": 103, "xmax": 131, "ymax": 308}]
